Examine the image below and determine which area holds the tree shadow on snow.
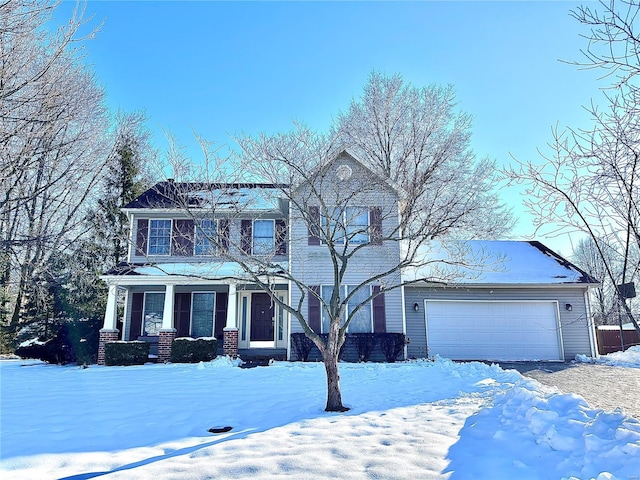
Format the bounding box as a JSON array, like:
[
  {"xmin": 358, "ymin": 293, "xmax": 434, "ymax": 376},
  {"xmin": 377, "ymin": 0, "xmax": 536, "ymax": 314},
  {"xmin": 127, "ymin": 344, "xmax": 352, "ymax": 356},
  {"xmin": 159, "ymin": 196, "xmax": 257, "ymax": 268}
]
[{"xmin": 56, "ymin": 428, "xmax": 255, "ymax": 480}]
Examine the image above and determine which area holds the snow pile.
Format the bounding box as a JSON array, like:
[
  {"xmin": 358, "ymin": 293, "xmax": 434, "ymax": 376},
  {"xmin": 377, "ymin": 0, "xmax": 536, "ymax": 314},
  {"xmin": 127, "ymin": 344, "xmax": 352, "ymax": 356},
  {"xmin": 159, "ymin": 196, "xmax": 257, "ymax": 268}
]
[
  {"xmin": 1, "ymin": 357, "xmax": 639, "ymax": 479},
  {"xmin": 577, "ymin": 345, "xmax": 640, "ymax": 368},
  {"xmin": 447, "ymin": 378, "xmax": 640, "ymax": 479}
]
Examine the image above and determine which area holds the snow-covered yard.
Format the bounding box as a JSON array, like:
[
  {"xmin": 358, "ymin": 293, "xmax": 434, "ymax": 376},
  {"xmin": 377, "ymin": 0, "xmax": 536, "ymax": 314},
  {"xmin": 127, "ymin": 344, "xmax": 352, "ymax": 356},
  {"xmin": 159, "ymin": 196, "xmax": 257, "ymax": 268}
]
[{"xmin": 1, "ymin": 356, "xmax": 639, "ymax": 480}]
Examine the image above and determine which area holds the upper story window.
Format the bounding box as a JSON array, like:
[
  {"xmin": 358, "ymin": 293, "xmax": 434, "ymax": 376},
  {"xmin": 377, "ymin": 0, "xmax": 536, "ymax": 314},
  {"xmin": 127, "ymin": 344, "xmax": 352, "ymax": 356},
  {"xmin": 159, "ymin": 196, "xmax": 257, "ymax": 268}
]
[
  {"xmin": 148, "ymin": 219, "xmax": 171, "ymax": 255},
  {"xmin": 321, "ymin": 207, "xmax": 369, "ymax": 245},
  {"xmin": 195, "ymin": 219, "xmax": 217, "ymax": 256},
  {"xmin": 253, "ymin": 219, "xmax": 275, "ymax": 255}
]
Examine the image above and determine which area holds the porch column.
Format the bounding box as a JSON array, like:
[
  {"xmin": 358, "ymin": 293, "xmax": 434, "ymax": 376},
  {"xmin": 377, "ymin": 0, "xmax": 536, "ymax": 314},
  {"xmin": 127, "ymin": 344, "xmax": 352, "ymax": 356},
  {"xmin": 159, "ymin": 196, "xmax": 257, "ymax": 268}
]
[
  {"xmin": 223, "ymin": 283, "xmax": 239, "ymax": 358},
  {"xmin": 158, "ymin": 284, "xmax": 177, "ymax": 363},
  {"xmin": 98, "ymin": 284, "xmax": 120, "ymax": 365}
]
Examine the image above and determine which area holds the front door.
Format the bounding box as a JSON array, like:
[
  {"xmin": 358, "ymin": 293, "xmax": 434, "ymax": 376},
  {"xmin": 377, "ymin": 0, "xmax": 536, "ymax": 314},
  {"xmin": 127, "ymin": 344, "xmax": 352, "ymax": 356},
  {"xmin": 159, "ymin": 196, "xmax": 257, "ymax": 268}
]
[{"xmin": 251, "ymin": 293, "xmax": 274, "ymax": 341}]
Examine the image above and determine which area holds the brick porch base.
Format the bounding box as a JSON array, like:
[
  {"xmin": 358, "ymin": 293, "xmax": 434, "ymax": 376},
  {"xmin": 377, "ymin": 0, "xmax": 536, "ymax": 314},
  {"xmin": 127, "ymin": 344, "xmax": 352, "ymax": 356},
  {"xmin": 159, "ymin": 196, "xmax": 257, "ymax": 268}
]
[
  {"xmin": 223, "ymin": 328, "xmax": 239, "ymax": 358},
  {"xmin": 98, "ymin": 329, "xmax": 119, "ymax": 365}
]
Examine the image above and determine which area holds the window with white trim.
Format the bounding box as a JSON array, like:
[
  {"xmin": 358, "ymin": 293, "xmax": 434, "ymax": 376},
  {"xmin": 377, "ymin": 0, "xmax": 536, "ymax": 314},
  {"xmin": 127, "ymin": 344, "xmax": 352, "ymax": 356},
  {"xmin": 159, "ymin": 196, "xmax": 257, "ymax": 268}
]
[
  {"xmin": 320, "ymin": 285, "xmax": 372, "ymax": 333},
  {"xmin": 253, "ymin": 219, "xmax": 275, "ymax": 255},
  {"xmin": 321, "ymin": 207, "xmax": 369, "ymax": 245},
  {"xmin": 148, "ymin": 219, "xmax": 171, "ymax": 255},
  {"xmin": 191, "ymin": 292, "xmax": 215, "ymax": 337},
  {"xmin": 195, "ymin": 219, "xmax": 217, "ymax": 256},
  {"xmin": 143, "ymin": 292, "xmax": 165, "ymax": 336}
]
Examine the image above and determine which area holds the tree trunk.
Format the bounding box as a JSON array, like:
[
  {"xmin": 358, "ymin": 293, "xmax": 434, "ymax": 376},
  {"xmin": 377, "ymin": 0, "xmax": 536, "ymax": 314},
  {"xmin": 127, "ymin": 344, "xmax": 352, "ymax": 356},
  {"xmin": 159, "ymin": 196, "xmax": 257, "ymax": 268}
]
[{"xmin": 323, "ymin": 350, "xmax": 349, "ymax": 412}]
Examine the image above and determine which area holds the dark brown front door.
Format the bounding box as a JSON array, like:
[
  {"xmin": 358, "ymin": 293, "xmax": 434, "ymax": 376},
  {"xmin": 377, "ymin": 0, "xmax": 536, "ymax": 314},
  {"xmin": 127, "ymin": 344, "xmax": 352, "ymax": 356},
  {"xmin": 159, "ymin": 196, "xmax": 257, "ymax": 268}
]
[{"xmin": 251, "ymin": 293, "xmax": 274, "ymax": 341}]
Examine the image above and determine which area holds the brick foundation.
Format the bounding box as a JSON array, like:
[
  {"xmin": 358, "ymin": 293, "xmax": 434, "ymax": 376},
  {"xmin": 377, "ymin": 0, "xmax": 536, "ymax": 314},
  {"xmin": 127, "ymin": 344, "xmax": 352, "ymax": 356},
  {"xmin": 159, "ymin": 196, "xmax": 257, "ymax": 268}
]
[
  {"xmin": 158, "ymin": 329, "xmax": 177, "ymax": 363},
  {"xmin": 223, "ymin": 328, "xmax": 239, "ymax": 358},
  {"xmin": 98, "ymin": 329, "xmax": 119, "ymax": 365}
]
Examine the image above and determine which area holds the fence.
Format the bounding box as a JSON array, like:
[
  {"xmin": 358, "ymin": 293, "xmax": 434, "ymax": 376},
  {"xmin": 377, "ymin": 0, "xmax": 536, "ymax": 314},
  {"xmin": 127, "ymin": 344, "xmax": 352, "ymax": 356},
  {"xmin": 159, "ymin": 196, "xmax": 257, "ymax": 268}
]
[{"xmin": 596, "ymin": 327, "xmax": 640, "ymax": 355}]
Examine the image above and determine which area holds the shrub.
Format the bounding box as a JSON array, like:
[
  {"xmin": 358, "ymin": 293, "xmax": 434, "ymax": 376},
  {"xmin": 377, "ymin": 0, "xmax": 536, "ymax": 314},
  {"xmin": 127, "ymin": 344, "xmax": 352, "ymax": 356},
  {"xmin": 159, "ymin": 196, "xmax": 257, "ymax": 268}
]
[
  {"xmin": 291, "ymin": 333, "xmax": 315, "ymax": 361},
  {"xmin": 104, "ymin": 341, "xmax": 149, "ymax": 366},
  {"xmin": 170, "ymin": 337, "xmax": 217, "ymax": 363},
  {"xmin": 378, "ymin": 333, "xmax": 406, "ymax": 362},
  {"xmin": 14, "ymin": 317, "xmax": 102, "ymax": 365},
  {"xmin": 350, "ymin": 333, "xmax": 377, "ymax": 362}
]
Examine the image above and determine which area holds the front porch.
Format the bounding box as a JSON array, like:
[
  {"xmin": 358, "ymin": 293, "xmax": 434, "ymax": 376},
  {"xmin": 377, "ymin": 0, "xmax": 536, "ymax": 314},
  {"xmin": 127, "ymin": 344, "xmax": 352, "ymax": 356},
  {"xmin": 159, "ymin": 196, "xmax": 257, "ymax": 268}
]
[{"xmin": 99, "ymin": 273, "xmax": 289, "ymax": 364}]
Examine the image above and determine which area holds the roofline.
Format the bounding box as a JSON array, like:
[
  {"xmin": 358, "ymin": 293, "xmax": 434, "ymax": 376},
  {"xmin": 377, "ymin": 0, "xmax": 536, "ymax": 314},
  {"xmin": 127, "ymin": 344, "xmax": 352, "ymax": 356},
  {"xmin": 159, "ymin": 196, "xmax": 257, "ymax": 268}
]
[
  {"xmin": 404, "ymin": 281, "xmax": 598, "ymax": 289},
  {"xmin": 527, "ymin": 240, "xmax": 599, "ymax": 284}
]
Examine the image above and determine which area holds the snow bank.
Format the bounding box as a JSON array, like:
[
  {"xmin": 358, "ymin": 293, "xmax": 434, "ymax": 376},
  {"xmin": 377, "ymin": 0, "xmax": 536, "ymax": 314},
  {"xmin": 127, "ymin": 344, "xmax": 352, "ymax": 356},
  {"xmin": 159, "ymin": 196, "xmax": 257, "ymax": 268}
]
[
  {"xmin": 447, "ymin": 376, "xmax": 640, "ymax": 479},
  {"xmin": 577, "ymin": 345, "xmax": 640, "ymax": 368}
]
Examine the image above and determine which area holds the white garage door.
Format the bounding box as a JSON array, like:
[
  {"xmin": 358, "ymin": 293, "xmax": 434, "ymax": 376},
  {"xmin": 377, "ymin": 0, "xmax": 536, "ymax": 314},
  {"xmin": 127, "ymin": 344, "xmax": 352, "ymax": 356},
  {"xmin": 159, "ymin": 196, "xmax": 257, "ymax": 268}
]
[{"xmin": 425, "ymin": 300, "xmax": 563, "ymax": 361}]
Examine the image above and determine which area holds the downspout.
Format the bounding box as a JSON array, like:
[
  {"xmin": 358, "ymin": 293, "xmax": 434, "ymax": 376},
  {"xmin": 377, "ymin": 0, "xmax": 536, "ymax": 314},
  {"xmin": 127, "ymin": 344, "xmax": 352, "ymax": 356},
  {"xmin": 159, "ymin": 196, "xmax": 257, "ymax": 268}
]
[{"xmin": 584, "ymin": 287, "xmax": 598, "ymax": 358}]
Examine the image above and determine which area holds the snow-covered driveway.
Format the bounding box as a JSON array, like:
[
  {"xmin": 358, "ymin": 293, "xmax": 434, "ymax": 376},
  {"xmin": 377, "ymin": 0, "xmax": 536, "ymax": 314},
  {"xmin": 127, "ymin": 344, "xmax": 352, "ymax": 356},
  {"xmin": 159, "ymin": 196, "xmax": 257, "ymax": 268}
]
[{"xmin": 1, "ymin": 357, "xmax": 639, "ymax": 479}]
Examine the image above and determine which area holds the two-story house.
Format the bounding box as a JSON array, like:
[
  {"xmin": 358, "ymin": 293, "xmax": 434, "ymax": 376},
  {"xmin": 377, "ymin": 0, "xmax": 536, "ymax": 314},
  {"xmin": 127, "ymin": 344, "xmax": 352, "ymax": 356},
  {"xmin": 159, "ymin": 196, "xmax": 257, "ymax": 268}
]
[
  {"xmin": 98, "ymin": 150, "xmax": 599, "ymax": 364},
  {"xmin": 98, "ymin": 150, "xmax": 405, "ymax": 364}
]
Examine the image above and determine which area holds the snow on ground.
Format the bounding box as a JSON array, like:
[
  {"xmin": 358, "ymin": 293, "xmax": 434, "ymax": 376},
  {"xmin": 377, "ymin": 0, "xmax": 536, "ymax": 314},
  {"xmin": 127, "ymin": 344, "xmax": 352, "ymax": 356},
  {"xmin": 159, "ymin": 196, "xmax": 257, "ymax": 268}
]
[
  {"xmin": 577, "ymin": 345, "xmax": 640, "ymax": 368},
  {"xmin": 1, "ymin": 357, "xmax": 639, "ymax": 480}
]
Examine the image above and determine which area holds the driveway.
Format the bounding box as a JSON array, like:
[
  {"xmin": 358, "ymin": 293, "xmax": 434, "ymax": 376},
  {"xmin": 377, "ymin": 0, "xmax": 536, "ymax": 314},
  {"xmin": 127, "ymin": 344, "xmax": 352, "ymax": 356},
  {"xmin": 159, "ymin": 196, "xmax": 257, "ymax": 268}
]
[{"xmin": 498, "ymin": 362, "xmax": 640, "ymax": 420}]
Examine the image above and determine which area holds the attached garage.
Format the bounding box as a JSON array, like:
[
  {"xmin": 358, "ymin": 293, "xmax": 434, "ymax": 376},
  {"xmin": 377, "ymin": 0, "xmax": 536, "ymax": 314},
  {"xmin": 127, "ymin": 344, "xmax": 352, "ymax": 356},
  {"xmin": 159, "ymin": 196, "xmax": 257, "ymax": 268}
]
[{"xmin": 424, "ymin": 300, "xmax": 564, "ymax": 361}]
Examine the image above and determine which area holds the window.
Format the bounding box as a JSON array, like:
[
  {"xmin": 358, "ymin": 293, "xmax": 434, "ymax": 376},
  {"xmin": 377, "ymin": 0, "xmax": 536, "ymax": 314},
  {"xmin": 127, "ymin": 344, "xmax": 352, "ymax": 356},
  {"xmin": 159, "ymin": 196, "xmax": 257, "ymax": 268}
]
[
  {"xmin": 321, "ymin": 207, "xmax": 369, "ymax": 245},
  {"xmin": 253, "ymin": 219, "xmax": 275, "ymax": 255},
  {"xmin": 195, "ymin": 220, "xmax": 217, "ymax": 255},
  {"xmin": 191, "ymin": 292, "xmax": 215, "ymax": 337},
  {"xmin": 346, "ymin": 207, "xmax": 369, "ymax": 244},
  {"xmin": 346, "ymin": 285, "xmax": 372, "ymax": 333},
  {"xmin": 143, "ymin": 292, "xmax": 165, "ymax": 336},
  {"xmin": 148, "ymin": 219, "xmax": 171, "ymax": 255},
  {"xmin": 320, "ymin": 285, "xmax": 372, "ymax": 333}
]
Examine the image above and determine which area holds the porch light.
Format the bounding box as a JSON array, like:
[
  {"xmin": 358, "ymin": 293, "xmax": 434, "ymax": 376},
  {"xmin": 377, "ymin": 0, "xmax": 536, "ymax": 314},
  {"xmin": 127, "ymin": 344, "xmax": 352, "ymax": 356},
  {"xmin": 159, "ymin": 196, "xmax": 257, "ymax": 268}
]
[
  {"xmin": 565, "ymin": 303, "xmax": 573, "ymax": 311},
  {"xmin": 413, "ymin": 303, "xmax": 420, "ymax": 312}
]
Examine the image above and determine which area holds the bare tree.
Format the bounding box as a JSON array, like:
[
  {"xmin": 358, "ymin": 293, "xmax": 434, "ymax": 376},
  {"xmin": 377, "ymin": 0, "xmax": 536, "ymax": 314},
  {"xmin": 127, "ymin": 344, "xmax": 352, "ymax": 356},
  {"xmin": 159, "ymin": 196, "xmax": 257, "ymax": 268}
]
[
  {"xmin": 0, "ymin": 0, "xmax": 111, "ymax": 349},
  {"xmin": 153, "ymin": 126, "xmax": 501, "ymax": 412},
  {"xmin": 504, "ymin": 0, "xmax": 640, "ymax": 335},
  {"xmin": 333, "ymin": 71, "xmax": 514, "ymax": 239},
  {"xmin": 573, "ymin": 237, "xmax": 626, "ymax": 324}
]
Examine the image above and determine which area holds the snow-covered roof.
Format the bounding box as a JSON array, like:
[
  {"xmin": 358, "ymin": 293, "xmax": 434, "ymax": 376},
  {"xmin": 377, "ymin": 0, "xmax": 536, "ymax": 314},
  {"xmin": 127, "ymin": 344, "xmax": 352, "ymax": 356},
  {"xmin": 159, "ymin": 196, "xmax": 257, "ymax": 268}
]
[
  {"xmin": 123, "ymin": 182, "xmax": 287, "ymax": 211},
  {"xmin": 103, "ymin": 261, "xmax": 288, "ymax": 280},
  {"xmin": 402, "ymin": 240, "xmax": 598, "ymax": 286}
]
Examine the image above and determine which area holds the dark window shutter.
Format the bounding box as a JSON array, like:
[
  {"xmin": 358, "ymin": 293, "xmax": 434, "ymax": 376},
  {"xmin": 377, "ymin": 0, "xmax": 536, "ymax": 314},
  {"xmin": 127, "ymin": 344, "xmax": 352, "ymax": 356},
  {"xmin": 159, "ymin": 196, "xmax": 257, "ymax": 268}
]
[
  {"xmin": 370, "ymin": 207, "xmax": 383, "ymax": 245},
  {"xmin": 172, "ymin": 219, "xmax": 194, "ymax": 256},
  {"xmin": 308, "ymin": 285, "xmax": 321, "ymax": 333},
  {"xmin": 218, "ymin": 219, "xmax": 230, "ymax": 252},
  {"xmin": 308, "ymin": 206, "xmax": 320, "ymax": 245},
  {"xmin": 130, "ymin": 292, "xmax": 144, "ymax": 339},
  {"xmin": 174, "ymin": 293, "xmax": 191, "ymax": 337},
  {"xmin": 275, "ymin": 219, "xmax": 287, "ymax": 255},
  {"xmin": 240, "ymin": 220, "xmax": 252, "ymax": 254},
  {"xmin": 372, "ymin": 286, "xmax": 386, "ymax": 333},
  {"xmin": 135, "ymin": 219, "xmax": 149, "ymax": 256},
  {"xmin": 214, "ymin": 292, "xmax": 228, "ymax": 339}
]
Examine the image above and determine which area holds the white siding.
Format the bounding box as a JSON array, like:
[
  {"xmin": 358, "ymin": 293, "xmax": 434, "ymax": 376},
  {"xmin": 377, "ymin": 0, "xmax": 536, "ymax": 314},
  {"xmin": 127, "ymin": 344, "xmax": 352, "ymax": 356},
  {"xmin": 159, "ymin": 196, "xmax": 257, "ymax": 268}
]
[{"xmin": 289, "ymin": 153, "xmax": 405, "ymax": 336}]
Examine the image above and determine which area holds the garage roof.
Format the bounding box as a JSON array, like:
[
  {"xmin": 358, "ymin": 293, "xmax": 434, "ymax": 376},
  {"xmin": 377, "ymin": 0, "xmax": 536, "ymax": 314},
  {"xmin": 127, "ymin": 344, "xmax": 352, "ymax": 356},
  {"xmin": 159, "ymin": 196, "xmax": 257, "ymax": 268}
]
[{"xmin": 403, "ymin": 240, "xmax": 598, "ymax": 285}]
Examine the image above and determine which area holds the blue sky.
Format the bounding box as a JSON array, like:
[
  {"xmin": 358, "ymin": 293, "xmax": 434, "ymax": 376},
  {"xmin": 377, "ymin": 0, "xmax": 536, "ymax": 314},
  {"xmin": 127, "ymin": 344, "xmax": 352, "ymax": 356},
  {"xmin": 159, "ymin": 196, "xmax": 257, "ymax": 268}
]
[{"xmin": 56, "ymin": 1, "xmax": 604, "ymax": 256}]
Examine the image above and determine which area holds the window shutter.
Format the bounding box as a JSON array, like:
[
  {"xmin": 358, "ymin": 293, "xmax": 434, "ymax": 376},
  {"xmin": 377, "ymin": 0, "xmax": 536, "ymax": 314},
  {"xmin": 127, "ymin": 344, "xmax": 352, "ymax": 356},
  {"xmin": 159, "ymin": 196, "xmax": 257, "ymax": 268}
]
[
  {"xmin": 370, "ymin": 207, "xmax": 383, "ymax": 245},
  {"xmin": 240, "ymin": 220, "xmax": 252, "ymax": 254},
  {"xmin": 372, "ymin": 286, "xmax": 386, "ymax": 333},
  {"xmin": 308, "ymin": 285, "xmax": 321, "ymax": 333},
  {"xmin": 174, "ymin": 293, "xmax": 191, "ymax": 337},
  {"xmin": 218, "ymin": 219, "xmax": 230, "ymax": 252},
  {"xmin": 130, "ymin": 292, "xmax": 144, "ymax": 339},
  {"xmin": 135, "ymin": 219, "xmax": 149, "ymax": 256},
  {"xmin": 275, "ymin": 219, "xmax": 287, "ymax": 255},
  {"xmin": 308, "ymin": 206, "xmax": 320, "ymax": 245},
  {"xmin": 172, "ymin": 219, "xmax": 194, "ymax": 256},
  {"xmin": 214, "ymin": 292, "xmax": 228, "ymax": 339}
]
